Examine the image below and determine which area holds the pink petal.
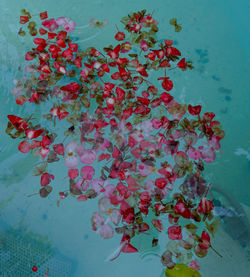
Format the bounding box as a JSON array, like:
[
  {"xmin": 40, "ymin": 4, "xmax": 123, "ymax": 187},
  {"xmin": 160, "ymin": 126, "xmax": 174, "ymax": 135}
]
[
  {"xmin": 104, "ymin": 184, "xmax": 116, "ymax": 198},
  {"xmin": 98, "ymin": 197, "xmax": 112, "ymax": 212},
  {"xmin": 110, "ymin": 209, "xmax": 121, "ymax": 225},
  {"xmin": 188, "ymin": 147, "xmax": 202, "ymax": 160},
  {"xmin": 68, "ymin": 168, "xmax": 79, "ymax": 179},
  {"xmin": 201, "ymin": 148, "xmax": 216, "ymax": 163},
  {"xmin": 65, "ymin": 140, "xmax": 78, "ymax": 153},
  {"xmin": 80, "ymin": 150, "xmax": 96, "ymax": 164},
  {"xmin": 64, "ymin": 155, "xmax": 79, "ymax": 168},
  {"xmin": 100, "ymin": 224, "xmax": 114, "ymax": 239},
  {"xmin": 80, "ymin": 166, "xmax": 95, "ymax": 180}
]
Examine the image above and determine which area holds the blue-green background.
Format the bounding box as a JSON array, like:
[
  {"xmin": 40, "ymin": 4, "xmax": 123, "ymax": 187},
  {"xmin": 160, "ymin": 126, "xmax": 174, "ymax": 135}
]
[{"xmin": 0, "ymin": 0, "xmax": 249, "ymax": 276}]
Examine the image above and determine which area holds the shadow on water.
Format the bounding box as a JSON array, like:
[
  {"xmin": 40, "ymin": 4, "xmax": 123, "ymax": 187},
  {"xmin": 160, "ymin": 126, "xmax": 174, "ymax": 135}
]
[{"xmin": 210, "ymin": 186, "xmax": 250, "ymax": 259}]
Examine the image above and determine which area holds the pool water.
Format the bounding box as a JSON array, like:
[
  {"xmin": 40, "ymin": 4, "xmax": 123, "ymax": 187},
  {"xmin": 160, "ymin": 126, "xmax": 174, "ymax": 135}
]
[{"xmin": 0, "ymin": 0, "xmax": 249, "ymax": 276}]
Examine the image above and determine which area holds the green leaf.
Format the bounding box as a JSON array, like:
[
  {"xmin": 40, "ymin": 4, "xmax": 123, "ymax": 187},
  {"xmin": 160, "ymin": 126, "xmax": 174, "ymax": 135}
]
[{"xmin": 33, "ymin": 163, "xmax": 48, "ymax": 176}]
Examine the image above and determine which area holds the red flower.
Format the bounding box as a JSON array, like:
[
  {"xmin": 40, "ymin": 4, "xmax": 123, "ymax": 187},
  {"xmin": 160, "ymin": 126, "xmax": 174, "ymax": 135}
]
[
  {"xmin": 122, "ymin": 207, "xmax": 135, "ymax": 224},
  {"xmin": 158, "ymin": 77, "xmax": 173, "ymax": 91},
  {"xmin": 7, "ymin": 115, "xmax": 28, "ymax": 131},
  {"xmin": 168, "ymin": 226, "xmax": 182, "ymax": 240},
  {"xmin": 25, "ymin": 129, "xmax": 43, "ymax": 140},
  {"xmin": 198, "ymin": 231, "xmax": 211, "ymax": 250},
  {"xmin": 41, "ymin": 172, "xmax": 54, "ymax": 186},
  {"xmin": 116, "ymin": 87, "xmax": 125, "ymax": 101},
  {"xmin": 155, "ymin": 178, "xmax": 168, "ymax": 189},
  {"xmin": 159, "ymin": 59, "xmax": 171, "ymax": 68},
  {"xmin": 40, "ymin": 11, "xmax": 48, "ymax": 20},
  {"xmin": 197, "ymin": 197, "xmax": 214, "ymax": 214},
  {"xmin": 177, "ymin": 58, "xmax": 187, "ymax": 69},
  {"xmin": 115, "ymin": 32, "xmax": 125, "ymax": 41},
  {"xmin": 175, "ymin": 200, "xmax": 191, "ymax": 219},
  {"xmin": 166, "ymin": 47, "xmax": 181, "ymax": 56},
  {"xmin": 188, "ymin": 104, "xmax": 202, "ymax": 115},
  {"xmin": 60, "ymin": 82, "xmax": 80, "ymax": 93},
  {"xmin": 39, "ymin": 28, "xmax": 47, "ymax": 35},
  {"xmin": 20, "ymin": 16, "xmax": 29, "ymax": 24},
  {"xmin": 136, "ymin": 64, "xmax": 148, "ymax": 77},
  {"xmin": 32, "ymin": 266, "xmax": 38, "ymax": 272},
  {"xmin": 108, "ymin": 44, "xmax": 120, "ymax": 59},
  {"xmin": 53, "ymin": 143, "xmax": 65, "ymax": 155},
  {"xmin": 161, "ymin": 92, "xmax": 173, "ymax": 104},
  {"xmin": 146, "ymin": 52, "xmax": 156, "ymax": 61}
]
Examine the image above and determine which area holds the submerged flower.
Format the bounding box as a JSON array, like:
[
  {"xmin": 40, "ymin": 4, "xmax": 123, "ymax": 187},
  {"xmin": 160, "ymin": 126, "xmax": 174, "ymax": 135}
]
[{"xmin": 89, "ymin": 18, "xmax": 108, "ymax": 28}]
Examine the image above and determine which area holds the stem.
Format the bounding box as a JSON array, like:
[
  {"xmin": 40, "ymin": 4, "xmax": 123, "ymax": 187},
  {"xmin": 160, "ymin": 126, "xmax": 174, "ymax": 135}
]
[
  {"xmin": 205, "ymin": 183, "xmax": 212, "ymax": 197},
  {"xmin": 210, "ymin": 244, "xmax": 223, "ymax": 258},
  {"xmin": 27, "ymin": 192, "xmax": 39, "ymax": 197}
]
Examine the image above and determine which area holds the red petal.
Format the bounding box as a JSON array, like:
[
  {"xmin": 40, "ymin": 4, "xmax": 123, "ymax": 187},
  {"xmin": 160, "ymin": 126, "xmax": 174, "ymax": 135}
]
[
  {"xmin": 116, "ymin": 87, "xmax": 125, "ymax": 101},
  {"xmin": 60, "ymin": 82, "xmax": 80, "ymax": 93},
  {"xmin": 48, "ymin": 32, "xmax": 57, "ymax": 39},
  {"xmin": 18, "ymin": 141, "xmax": 30, "ymax": 153},
  {"xmin": 20, "ymin": 16, "xmax": 29, "ymax": 24},
  {"xmin": 177, "ymin": 58, "xmax": 186, "ymax": 69},
  {"xmin": 53, "ymin": 143, "xmax": 64, "ymax": 155},
  {"xmin": 39, "ymin": 28, "xmax": 47, "ymax": 35},
  {"xmin": 41, "ymin": 173, "xmax": 51, "ymax": 186},
  {"xmin": 188, "ymin": 104, "xmax": 202, "ymax": 115},
  {"xmin": 25, "ymin": 129, "xmax": 43, "ymax": 139},
  {"xmin": 159, "ymin": 59, "xmax": 171, "ymax": 68},
  {"xmin": 40, "ymin": 11, "xmax": 48, "ymax": 20},
  {"xmin": 123, "ymin": 243, "xmax": 138, "ymax": 253}
]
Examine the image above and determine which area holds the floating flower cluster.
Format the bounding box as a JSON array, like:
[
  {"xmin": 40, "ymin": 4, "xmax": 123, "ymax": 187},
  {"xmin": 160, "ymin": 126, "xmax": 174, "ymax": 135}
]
[{"xmin": 7, "ymin": 9, "xmax": 225, "ymax": 276}]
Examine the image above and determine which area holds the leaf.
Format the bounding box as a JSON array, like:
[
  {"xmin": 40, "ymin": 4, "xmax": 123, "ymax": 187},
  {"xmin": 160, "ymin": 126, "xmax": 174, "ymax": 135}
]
[
  {"xmin": 107, "ymin": 142, "xmax": 113, "ymax": 153},
  {"xmin": 120, "ymin": 16, "xmax": 130, "ymax": 25},
  {"xmin": 47, "ymin": 151, "xmax": 59, "ymax": 163},
  {"xmin": 185, "ymin": 223, "xmax": 198, "ymax": 234},
  {"xmin": 85, "ymin": 189, "xmax": 98, "ymax": 199},
  {"xmin": 205, "ymin": 218, "xmax": 220, "ymax": 237},
  {"xmin": 169, "ymin": 18, "xmax": 177, "ymax": 26},
  {"xmin": 20, "ymin": 9, "xmax": 31, "ymax": 19},
  {"xmin": 175, "ymin": 25, "xmax": 182, "ymax": 32},
  {"xmin": 18, "ymin": 28, "xmax": 26, "ymax": 36},
  {"xmin": 39, "ymin": 186, "xmax": 52, "ymax": 198},
  {"xmin": 43, "ymin": 114, "xmax": 53, "ymax": 121},
  {"xmin": 33, "ymin": 163, "xmax": 48, "ymax": 176},
  {"xmin": 70, "ymin": 179, "xmax": 82, "ymax": 196}
]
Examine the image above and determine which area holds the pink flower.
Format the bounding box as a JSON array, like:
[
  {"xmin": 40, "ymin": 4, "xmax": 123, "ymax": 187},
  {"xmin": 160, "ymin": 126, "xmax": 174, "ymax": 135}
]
[
  {"xmin": 133, "ymin": 120, "xmax": 153, "ymax": 141},
  {"xmin": 168, "ymin": 226, "xmax": 182, "ymax": 240},
  {"xmin": 56, "ymin": 17, "xmax": 76, "ymax": 32},
  {"xmin": 91, "ymin": 212, "xmax": 114, "ymax": 239},
  {"xmin": 89, "ymin": 18, "xmax": 108, "ymax": 28},
  {"xmin": 188, "ymin": 147, "xmax": 202, "ymax": 160},
  {"xmin": 80, "ymin": 166, "xmax": 95, "ymax": 180},
  {"xmin": 201, "ymin": 148, "xmax": 216, "ymax": 163},
  {"xmin": 138, "ymin": 163, "xmax": 152, "ymax": 176},
  {"xmin": 98, "ymin": 197, "xmax": 121, "ymax": 225},
  {"xmin": 64, "ymin": 141, "xmax": 79, "ymax": 168},
  {"xmin": 190, "ymin": 260, "xmax": 200, "ymax": 271},
  {"xmin": 80, "ymin": 149, "xmax": 97, "ymax": 164}
]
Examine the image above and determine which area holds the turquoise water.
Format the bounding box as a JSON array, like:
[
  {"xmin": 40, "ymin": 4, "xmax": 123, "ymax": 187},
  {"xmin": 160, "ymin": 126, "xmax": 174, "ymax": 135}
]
[{"xmin": 0, "ymin": 0, "xmax": 249, "ymax": 276}]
